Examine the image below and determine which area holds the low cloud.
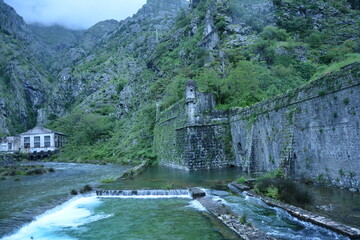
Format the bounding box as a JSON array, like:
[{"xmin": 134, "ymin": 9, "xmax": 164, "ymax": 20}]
[{"xmin": 4, "ymin": 0, "xmax": 147, "ymax": 29}]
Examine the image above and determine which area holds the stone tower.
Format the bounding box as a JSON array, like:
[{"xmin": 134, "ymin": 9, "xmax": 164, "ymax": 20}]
[{"xmin": 185, "ymin": 80, "xmax": 197, "ymax": 125}]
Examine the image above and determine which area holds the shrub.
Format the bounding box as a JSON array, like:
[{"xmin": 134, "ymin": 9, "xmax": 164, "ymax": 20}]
[
  {"xmin": 83, "ymin": 185, "xmax": 93, "ymax": 192},
  {"xmin": 164, "ymin": 183, "xmax": 174, "ymax": 190},
  {"xmin": 307, "ymin": 32, "xmax": 323, "ymax": 48},
  {"xmin": 265, "ymin": 187, "xmax": 279, "ymax": 199},
  {"xmin": 260, "ymin": 26, "xmax": 289, "ymax": 41},
  {"xmin": 116, "ymin": 79, "xmax": 127, "ymax": 94},
  {"xmin": 215, "ymin": 20, "xmax": 227, "ymax": 33},
  {"xmin": 100, "ymin": 176, "xmax": 116, "ymax": 183},
  {"xmin": 26, "ymin": 168, "xmax": 47, "ymax": 175},
  {"xmin": 318, "ymin": 91, "xmax": 326, "ymax": 97},
  {"xmin": 255, "ymin": 170, "xmax": 312, "ymax": 205},
  {"xmin": 236, "ymin": 177, "xmax": 246, "ymax": 184},
  {"xmin": 239, "ymin": 214, "xmax": 247, "ymax": 224}
]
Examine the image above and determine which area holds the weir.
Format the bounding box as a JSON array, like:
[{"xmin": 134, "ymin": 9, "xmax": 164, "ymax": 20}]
[{"xmin": 95, "ymin": 189, "xmax": 191, "ymax": 198}]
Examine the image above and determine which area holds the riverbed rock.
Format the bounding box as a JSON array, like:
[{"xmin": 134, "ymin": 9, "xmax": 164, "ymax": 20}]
[
  {"xmin": 189, "ymin": 187, "xmax": 206, "ymax": 199},
  {"xmin": 316, "ymin": 204, "xmax": 334, "ymax": 211},
  {"xmin": 209, "ymin": 190, "xmax": 230, "ymax": 197}
]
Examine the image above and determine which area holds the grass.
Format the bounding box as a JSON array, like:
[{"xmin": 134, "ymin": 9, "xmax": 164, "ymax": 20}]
[
  {"xmin": 236, "ymin": 177, "xmax": 247, "ymax": 184},
  {"xmin": 163, "ymin": 183, "xmax": 174, "ymax": 190},
  {"xmin": 311, "ymin": 54, "xmax": 360, "ymax": 81},
  {"xmin": 100, "ymin": 176, "xmax": 116, "ymax": 183}
]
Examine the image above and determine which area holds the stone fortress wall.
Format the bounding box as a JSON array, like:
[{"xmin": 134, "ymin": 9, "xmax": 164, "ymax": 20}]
[{"xmin": 154, "ymin": 62, "xmax": 360, "ymax": 190}]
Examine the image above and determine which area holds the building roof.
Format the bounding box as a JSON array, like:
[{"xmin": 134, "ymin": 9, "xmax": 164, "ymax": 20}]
[{"xmin": 20, "ymin": 126, "xmax": 65, "ymax": 136}]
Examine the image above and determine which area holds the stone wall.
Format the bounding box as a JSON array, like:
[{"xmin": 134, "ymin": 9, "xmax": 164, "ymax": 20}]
[
  {"xmin": 154, "ymin": 80, "xmax": 233, "ymax": 170},
  {"xmin": 176, "ymin": 123, "xmax": 234, "ymax": 170},
  {"xmin": 153, "ymin": 101, "xmax": 187, "ymax": 169},
  {"xmin": 229, "ymin": 62, "xmax": 360, "ymax": 189},
  {"xmin": 154, "ymin": 63, "xmax": 360, "ymax": 189}
]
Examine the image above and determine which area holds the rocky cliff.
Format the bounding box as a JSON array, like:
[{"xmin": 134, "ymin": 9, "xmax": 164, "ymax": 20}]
[
  {"xmin": 0, "ymin": 0, "xmax": 188, "ymax": 135},
  {"xmin": 0, "ymin": 0, "xmax": 51, "ymax": 135}
]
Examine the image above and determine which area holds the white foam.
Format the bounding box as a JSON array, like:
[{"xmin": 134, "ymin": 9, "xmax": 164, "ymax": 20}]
[
  {"xmin": 2, "ymin": 196, "xmax": 111, "ymax": 240},
  {"xmin": 188, "ymin": 200, "xmax": 207, "ymax": 212},
  {"xmin": 97, "ymin": 195, "xmax": 191, "ymax": 199}
]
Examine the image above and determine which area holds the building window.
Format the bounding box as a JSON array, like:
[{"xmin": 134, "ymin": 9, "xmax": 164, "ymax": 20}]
[
  {"xmin": 24, "ymin": 137, "xmax": 30, "ymax": 149},
  {"xmin": 44, "ymin": 136, "xmax": 51, "ymax": 147},
  {"xmin": 34, "ymin": 136, "xmax": 40, "ymax": 148},
  {"xmin": 8, "ymin": 143, "xmax": 12, "ymax": 151}
]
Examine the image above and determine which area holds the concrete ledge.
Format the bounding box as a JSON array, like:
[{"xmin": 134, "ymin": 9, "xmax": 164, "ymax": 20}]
[
  {"xmin": 230, "ymin": 181, "xmax": 251, "ymax": 191},
  {"xmin": 198, "ymin": 196, "xmax": 275, "ymax": 240},
  {"xmin": 118, "ymin": 162, "xmax": 147, "ymax": 180},
  {"xmin": 247, "ymin": 191, "xmax": 360, "ymax": 239}
]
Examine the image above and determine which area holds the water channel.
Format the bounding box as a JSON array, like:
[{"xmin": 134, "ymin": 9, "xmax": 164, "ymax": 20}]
[{"xmin": 1, "ymin": 163, "xmax": 359, "ymax": 239}]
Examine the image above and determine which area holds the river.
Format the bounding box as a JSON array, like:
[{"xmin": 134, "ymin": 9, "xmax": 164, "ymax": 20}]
[
  {"xmin": 1, "ymin": 163, "xmax": 359, "ymax": 239},
  {"xmin": 0, "ymin": 162, "xmax": 130, "ymax": 237}
]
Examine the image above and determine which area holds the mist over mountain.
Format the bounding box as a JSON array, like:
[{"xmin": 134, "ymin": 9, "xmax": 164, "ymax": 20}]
[{"xmin": 3, "ymin": 0, "xmax": 147, "ymax": 29}]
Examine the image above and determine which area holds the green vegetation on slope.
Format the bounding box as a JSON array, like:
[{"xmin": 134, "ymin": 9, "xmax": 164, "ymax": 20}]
[{"xmin": 47, "ymin": 0, "xmax": 360, "ymax": 164}]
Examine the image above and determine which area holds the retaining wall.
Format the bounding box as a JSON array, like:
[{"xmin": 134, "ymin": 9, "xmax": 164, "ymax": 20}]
[{"xmin": 230, "ymin": 62, "xmax": 360, "ymax": 189}]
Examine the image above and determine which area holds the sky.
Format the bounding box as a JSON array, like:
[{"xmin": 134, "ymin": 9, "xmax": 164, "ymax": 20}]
[{"xmin": 4, "ymin": 0, "xmax": 147, "ymax": 29}]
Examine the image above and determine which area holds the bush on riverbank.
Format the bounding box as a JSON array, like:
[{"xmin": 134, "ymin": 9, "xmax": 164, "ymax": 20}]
[
  {"xmin": 255, "ymin": 169, "xmax": 313, "ymax": 206},
  {"xmin": 0, "ymin": 165, "xmax": 55, "ymax": 177}
]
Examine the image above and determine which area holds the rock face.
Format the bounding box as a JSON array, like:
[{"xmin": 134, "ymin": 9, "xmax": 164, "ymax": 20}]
[
  {"xmin": 0, "ymin": 0, "xmax": 189, "ymax": 134},
  {"xmin": 80, "ymin": 20, "xmax": 119, "ymax": 50},
  {"xmin": 0, "ymin": 0, "xmax": 50, "ymax": 135}
]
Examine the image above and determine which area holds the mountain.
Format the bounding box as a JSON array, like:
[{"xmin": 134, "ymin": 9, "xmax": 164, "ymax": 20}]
[
  {"xmin": 0, "ymin": 0, "xmax": 359, "ymax": 164},
  {"xmin": 0, "ymin": 0, "xmax": 52, "ymax": 135}
]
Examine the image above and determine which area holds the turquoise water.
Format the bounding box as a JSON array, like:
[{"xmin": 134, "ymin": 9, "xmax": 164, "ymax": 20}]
[
  {"xmin": 1, "ymin": 163, "xmax": 359, "ymax": 239},
  {"xmin": 2, "ymin": 196, "xmax": 231, "ymax": 240},
  {"xmin": 221, "ymin": 193, "xmax": 350, "ymax": 240},
  {"xmin": 0, "ymin": 162, "xmax": 130, "ymax": 237},
  {"xmin": 104, "ymin": 165, "xmax": 253, "ymax": 190}
]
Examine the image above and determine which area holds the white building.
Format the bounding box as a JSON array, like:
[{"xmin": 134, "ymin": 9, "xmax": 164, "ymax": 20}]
[
  {"xmin": 0, "ymin": 136, "xmax": 21, "ymax": 153},
  {"xmin": 19, "ymin": 126, "xmax": 67, "ymax": 154}
]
